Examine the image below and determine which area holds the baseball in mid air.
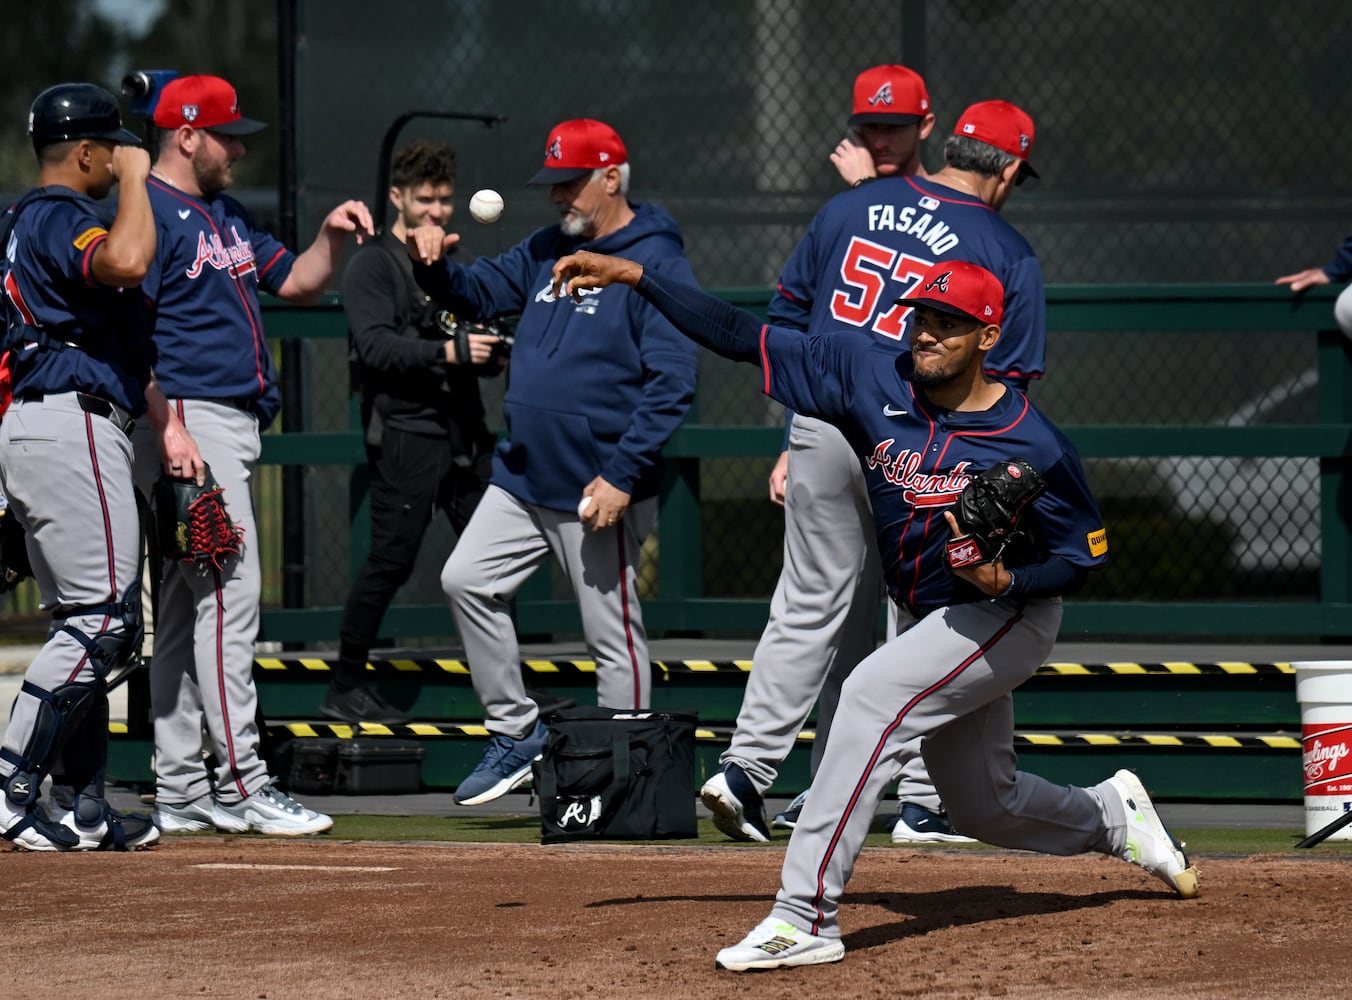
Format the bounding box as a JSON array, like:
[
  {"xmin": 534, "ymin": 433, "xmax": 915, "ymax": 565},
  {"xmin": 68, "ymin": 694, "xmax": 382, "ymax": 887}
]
[
  {"xmin": 469, "ymin": 189, "xmax": 504, "ymax": 224},
  {"xmin": 577, "ymin": 495, "xmax": 593, "ymax": 518}
]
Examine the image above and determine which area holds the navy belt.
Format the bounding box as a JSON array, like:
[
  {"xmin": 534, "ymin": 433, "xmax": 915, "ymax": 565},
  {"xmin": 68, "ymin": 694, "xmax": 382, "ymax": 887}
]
[
  {"xmin": 897, "ymin": 602, "xmax": 944, "ymax": 620},
  {"xmin": 18, "ymin": 391, "xmax": 135, "ymax": 434},
  {"xmin": 201, "ymin": 397, "xmax": 259, "ymax": 415}
]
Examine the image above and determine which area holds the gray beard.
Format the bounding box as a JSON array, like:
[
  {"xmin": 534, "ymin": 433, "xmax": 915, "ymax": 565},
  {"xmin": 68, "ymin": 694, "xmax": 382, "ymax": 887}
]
[{"xmin": 560, "ymin": 212, "xmax": 592, "ymax": 238}]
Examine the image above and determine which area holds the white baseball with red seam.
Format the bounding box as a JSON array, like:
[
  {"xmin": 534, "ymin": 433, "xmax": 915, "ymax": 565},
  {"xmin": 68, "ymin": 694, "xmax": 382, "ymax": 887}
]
[
  {"xmin": 577, "ymin": 495, "xmax": 593, "ymax": 518},
  {"xmin": 469, "ymin": 189, "xmax": 504, "ymax": 224}
]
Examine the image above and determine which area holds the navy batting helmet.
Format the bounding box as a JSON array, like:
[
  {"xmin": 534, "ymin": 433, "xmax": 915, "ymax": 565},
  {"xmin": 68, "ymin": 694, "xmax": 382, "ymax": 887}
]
[{"xmin": 28, "ymin": 83, "xmax": 140, "ymax": 149}]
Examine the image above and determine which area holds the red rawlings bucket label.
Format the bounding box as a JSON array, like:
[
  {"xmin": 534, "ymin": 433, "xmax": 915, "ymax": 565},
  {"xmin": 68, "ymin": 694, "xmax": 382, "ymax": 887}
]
[{"xmin": 1303, "ymin": 723, "xmax": 1352, "ymax": 794}]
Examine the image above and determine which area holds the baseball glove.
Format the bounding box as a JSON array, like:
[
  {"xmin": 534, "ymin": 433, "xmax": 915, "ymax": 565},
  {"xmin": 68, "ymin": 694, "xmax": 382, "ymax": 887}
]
[
  {"xmin": 945, "ymin": 458, "xmax": 1046, "ymax": 570},
  {"xmin": 153, "ymin": 464, "xmax": 244, "ymax": 569}
]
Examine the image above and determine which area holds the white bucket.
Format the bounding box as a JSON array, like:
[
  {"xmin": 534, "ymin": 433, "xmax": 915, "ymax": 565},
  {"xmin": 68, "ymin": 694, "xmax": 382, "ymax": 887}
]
[{"xmin": 1294, "ymin": 661, "xmax": 1352, "ymax": 841}]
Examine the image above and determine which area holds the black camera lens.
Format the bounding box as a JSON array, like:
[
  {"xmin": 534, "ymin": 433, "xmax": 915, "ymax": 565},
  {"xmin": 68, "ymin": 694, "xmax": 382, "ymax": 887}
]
[{"xmin": 121, "ymin": 72, "xmax": 154, "ymax": 99}]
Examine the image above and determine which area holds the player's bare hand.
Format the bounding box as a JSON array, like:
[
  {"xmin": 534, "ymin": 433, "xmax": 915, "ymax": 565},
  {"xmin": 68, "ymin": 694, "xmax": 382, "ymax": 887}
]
[
  {"xmin": 551, "ymin": 251, "xmax": 643, "ymax": 301},
  {"xmin": 160, "ymin": 420, "xmax": 206, "ymax": 485},
  {"xmin": 323, "ymin": 200, "xmax": 375, "ymax": 244},
  {"xmin": 768, "ymin": 450, "xmax": 789, "ymax": 506},
  {"xmin": 1275, "ymin": 267, "xmax": 1331, "ymax": 293},
  {"xmin": 943, "ymin": 511, "xmax": 1010, "ymax": 596},
  {"xmin": 578, "ymin": 476, "xmax": 631, "ymax": 532},
  {"xmin": 830, "ymin": 138, "xmax": 875, "ymax": 188},
  {"xmin": 444, "ymin": 331, "xmax": 500, "ymax": 365},
  {"xmin": 109, "ymin": 144, "xmax": 151, "ymax": 184},
  {"xmin": 408, "ymin": 225, "xmax": 458, "ymax": 265}
]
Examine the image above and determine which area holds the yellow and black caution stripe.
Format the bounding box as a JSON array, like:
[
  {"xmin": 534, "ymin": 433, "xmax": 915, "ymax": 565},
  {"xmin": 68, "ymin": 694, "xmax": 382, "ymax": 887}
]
[
  {"xmin": 97, "ymin": 721, "xmax": 1287, "ymax": 753},
  {"xmin": 250, "ymin": 656, "xmax": 1292, "ymax": 679}
]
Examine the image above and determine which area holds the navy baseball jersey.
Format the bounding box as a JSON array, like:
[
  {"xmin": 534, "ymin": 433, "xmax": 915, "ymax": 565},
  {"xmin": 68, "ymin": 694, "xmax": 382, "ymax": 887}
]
[
  {"xmin": 771, "ymin": 174, "xmax": 1046, "ymax": 383},
  {"xmin": 143, "ymin": 177, "xmax": 295, "ymax": 426},
  {"xmin": 760, "ymin": 328, "xmax": 1104, "ymax": 608},
  {"xmin": 2, "ymin": 189, "xmax": 153, "ymax": 414}
]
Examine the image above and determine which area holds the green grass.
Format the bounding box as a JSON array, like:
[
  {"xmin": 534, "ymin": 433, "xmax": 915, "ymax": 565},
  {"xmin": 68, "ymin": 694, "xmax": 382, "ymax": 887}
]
[{"xmin": 164, "ymin": 814, "xmax": 1352, "ymax": 857}]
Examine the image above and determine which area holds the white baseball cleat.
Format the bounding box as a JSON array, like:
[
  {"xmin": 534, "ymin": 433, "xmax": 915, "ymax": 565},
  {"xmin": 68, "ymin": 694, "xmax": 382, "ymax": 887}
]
[
  {"xmin": 700, "ymin": 765, "xmax": 770, "ymax": 843},
  {"xmin": 1105, "ymin": 769, "xmax": 1199, "ymax": 898},
  {"xmin": 716, "ymin": 916, "xmax": 846, "ymax": 971}
]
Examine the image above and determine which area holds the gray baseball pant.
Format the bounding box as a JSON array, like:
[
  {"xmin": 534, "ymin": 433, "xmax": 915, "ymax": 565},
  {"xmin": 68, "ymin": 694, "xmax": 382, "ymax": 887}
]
[{"xmin": 441, "ymin": 484, "xmax": 656, "ymax": 737}]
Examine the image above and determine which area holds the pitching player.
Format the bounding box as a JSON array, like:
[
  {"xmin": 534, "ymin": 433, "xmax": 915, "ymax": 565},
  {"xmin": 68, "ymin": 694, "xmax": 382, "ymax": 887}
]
[
  {"xmin": 406, "ymin": 118, "xmax": 699, "ymax": 806},
  {"xmin": 703, "ymin": 96, "xmax": 1048, "ymax": 844},
  {"xmin": 134, "ymin": 75, "xmax": 372, "ymax": 836},
  {"xmin": 0, "ymin": 84, "xmax": 160, "ymax": 850},
  {"xmin": 1275, "ymin": 232, "xmax": 1352, "ymax": 339},
  {"xmin": 552, "ymin": 251, "xmax": 1200, "ymax": 971}
]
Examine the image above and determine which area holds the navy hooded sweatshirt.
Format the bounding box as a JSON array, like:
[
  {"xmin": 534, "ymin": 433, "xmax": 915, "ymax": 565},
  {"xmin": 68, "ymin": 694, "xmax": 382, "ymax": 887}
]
[{"xmin": 413, "ymin": 202, "xmax": 699, "ymax": 511}]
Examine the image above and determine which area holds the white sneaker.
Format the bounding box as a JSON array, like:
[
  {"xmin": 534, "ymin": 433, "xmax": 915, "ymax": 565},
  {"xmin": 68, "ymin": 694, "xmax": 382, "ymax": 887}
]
[
  {"xmin": 1105, "ymin": 769, "xmax": 1199, "ymax": 898},
  {"xmin": 0, "ymin": 795, "xmax": 78, "ymax": 851},
  {"xmin": 153, "ymin": 795, "xmax": 216, "ymax": 833},
  {"xmin": 56, "ymin": 801, "xmax": 160, "ymax": 851},
  {"xmin": 700, "ymin": 766, "xmax": 770, "ymax": 843},
  {"xmin": 212, "ymin": 781, "xmax": 333, "ymax": 836},
  {"xmin": 716, "ymin": 916, "xmax": 846, "ymax": 972}
]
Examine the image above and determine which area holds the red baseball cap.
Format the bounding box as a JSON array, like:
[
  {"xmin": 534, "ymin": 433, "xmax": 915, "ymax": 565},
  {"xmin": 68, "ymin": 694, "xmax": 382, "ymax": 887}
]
[
  {"xmin": 893, "ymin": 259, "xmax": 1005, "ymax": 326},
  {"xmin": 153, "ymin": 75, "xmax": 266, "ymax": 135},
  {"xmin": 952, "ymin": 100, "xmax": 1038, "ymax": 179},
  {"xmin": 848, "ymin": 64, "xmax": 931, "ymax": 126},
  {"xmin": 528, "ymin": 119, "xmax": 628, "ymax": 185}
]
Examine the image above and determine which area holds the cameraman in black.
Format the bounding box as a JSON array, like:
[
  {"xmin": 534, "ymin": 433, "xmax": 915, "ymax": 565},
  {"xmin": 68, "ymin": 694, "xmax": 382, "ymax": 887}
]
[{"xmin": 323, "ymin": 139, "xmax": 506, "ymax": 724}]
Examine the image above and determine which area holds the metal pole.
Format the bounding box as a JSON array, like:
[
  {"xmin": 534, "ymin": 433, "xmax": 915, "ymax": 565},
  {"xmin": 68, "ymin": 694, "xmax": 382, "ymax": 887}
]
[{"xmin": 276, "ymin": 0, "xmax": 305, "ymax": 622}]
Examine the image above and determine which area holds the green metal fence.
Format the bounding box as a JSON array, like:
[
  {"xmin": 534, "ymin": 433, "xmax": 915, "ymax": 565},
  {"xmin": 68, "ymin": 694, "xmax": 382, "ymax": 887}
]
[{"xmin": 252, "ymin": 282, "xmax": 1352, "ymax": 648}]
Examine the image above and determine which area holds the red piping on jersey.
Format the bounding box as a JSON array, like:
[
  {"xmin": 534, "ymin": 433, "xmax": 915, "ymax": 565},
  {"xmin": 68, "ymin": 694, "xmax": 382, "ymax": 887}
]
[
  {"xmin": 79, "ymin": 233, "xmax": 107, "ymax": 288},
  {"xmin": 899, "ymin": 392, "xmax": 1031, "ymax": 606},
  {"xmin": 148, "ymin": 177, "xmax": 270, "ymax": 400},
  {"xmin": 759, "ymin": 325, "xmax": 772, "ymax": 395},
  {"xmin": 775, "ymin": 282, "xmax": 803, "ymax": 304},
  {"xmin": 901, "ymin": 175, "xmax": 991, "ymax": 210},
  {"xmin": 808, "ymin": 605, "xmax": 1025, "ymax": 935},
  {"xmin": 615, "ymin": 527, "xmax": 643, "ymax": 709}
]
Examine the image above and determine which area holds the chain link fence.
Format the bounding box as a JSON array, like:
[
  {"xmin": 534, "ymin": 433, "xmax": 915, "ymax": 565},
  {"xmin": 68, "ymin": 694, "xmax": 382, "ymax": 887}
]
[{"xmin": 276, "ymin": 0, "xmax": 1350, "ymax": 630}]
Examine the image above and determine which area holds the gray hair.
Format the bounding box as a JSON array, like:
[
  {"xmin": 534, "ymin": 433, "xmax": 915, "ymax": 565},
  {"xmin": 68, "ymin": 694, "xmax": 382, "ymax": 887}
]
[
  {"xmin": 943, "ymin": 134, "xmax": 1019, "ymax": 178},
  {"xmin": 592, "ymin": 162, "xmax": 630, "ymax": 194}
]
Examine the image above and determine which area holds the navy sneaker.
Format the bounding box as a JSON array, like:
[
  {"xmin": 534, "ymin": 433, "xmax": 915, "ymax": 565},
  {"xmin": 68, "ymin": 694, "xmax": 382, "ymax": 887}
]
[
  {"xmin": 771, "ymin": 788, "xmax": 809, "ymax": 829},
  {"xmin": 454, "ymin": 719, "xmax": 548, "ymax": 806},
  {"xmin": 700, "ymin": 763, "xmax": 770, "ymax": 842},
  {"xmin": 890, "ymin": 802, "xmax": 977, "ymax": 844}
]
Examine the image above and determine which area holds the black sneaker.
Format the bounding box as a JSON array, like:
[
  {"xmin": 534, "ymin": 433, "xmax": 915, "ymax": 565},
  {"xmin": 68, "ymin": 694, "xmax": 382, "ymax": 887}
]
[
  {"xmin": 890, "ymin": 802, "xmax": 976, "ymax": 844},
  {"xmin": 320, "ymin": 683, "xmax": 412, "ymax": 725}
]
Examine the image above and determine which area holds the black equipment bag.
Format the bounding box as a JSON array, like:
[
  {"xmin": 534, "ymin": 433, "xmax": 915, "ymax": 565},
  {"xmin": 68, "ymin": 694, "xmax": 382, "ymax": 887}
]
[{"xmin": 534, "ymin": 707, "xmax": 697, "ymax": 843}]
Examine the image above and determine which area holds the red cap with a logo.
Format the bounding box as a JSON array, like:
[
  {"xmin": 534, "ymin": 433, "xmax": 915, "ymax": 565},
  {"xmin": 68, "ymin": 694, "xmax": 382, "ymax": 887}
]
[
  {"xmin": 153, "ymin": 75, "xmax": 266, "ymax": 135},
  {"xmin": 849, "ymin": 64, "xmax": 931, "ymax": 126},
  {"xmin": 953, "ymin": 100, "xmax": 1038, "ymax": 179},
  {"xmin": 528, "ymin": 119, "xmax": 628, "ymax": 185},
  {"xmin": 893, "ymin": 259, "xmax": 1005, "ymax": 326}
]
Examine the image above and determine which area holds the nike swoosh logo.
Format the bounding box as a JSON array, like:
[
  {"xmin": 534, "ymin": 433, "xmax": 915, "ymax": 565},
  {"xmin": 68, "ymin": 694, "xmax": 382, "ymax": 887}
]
[
  {"xmin": 883, "ymin": 404, "xmax": 907, "ymax": 417},
  {"xmin": 178, "ymin": 209, "xmax": 192, "ymax": 220}
]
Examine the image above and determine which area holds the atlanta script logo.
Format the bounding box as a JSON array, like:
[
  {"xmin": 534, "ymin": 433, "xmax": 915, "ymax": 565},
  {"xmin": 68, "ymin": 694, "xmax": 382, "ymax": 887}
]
[
  {"xmin": 186, "ymin": 225, "xmax": 257, "ymax": 281},
  {"xmin": 866, "ymin": 444, "xmax": 972, "ymax": 507}
]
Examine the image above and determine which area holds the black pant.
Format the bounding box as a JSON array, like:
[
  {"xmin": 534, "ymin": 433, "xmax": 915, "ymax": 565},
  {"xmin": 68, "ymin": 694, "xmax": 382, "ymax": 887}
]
[{"xmin": 335, "ymin": 425, "xmax": 490, "ymax": 688}]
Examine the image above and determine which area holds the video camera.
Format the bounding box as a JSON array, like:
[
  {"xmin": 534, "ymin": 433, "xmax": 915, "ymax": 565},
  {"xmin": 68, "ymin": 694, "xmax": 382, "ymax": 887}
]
[
  {"xmin": 121, "ymin": 69, "xmax": 178, "ymax": 120},
  {"xmin": 433, "ymin": 311, "xmax": 515, "ymax": 366}
]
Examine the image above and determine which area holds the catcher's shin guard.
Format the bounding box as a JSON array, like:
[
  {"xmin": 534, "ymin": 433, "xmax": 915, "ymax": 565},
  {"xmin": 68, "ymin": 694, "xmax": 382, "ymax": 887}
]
[{"xmin": 1, "ymin": 676, "xmax": 103, "ymax": 807}]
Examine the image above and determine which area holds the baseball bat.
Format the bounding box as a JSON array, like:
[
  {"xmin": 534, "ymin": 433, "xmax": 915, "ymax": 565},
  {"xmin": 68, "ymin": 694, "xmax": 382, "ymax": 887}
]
[{"xmin": 1295, "ymin": 807, "xmax": 1352, "ymax": 848}]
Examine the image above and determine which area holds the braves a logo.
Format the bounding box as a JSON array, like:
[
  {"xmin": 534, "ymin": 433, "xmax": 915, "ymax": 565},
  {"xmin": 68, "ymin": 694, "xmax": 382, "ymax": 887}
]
[
  {"xmin": 866, "ymin": 445, "xmax": 972, "ymax": 506},
  {"xmin": 545, "ymin": 136, "xmax": 563, "ymax": 161},
  {"xmin": 186, "ymin": 225, "xmax": 257, "ymax": 281},
  {"xmin": 868, "ymin": 82, "xmax": 894, "ymax": 107},
  {"xmin": 534, "ymin": 275, "xmax": 601, "ymax": 309},
  {"xmin": 924, "ymin": 271, "xmax": 952, "ymax": 294}
]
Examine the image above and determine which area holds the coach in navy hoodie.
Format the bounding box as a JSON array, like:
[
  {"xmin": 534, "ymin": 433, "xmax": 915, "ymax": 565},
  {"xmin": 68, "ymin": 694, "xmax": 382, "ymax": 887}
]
[{"xmin": 409, "ymin": 119, "xmax": 699, "ymax": 806}]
